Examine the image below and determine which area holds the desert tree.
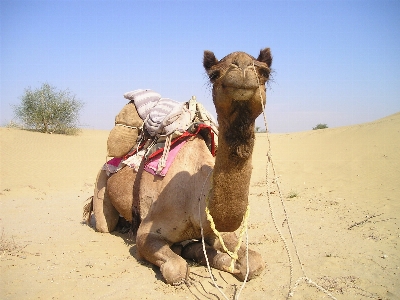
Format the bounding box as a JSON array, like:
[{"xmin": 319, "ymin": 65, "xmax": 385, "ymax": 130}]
[{"xmin": 13, "ymin": 83, "xmax": 83, "ymax": 134}]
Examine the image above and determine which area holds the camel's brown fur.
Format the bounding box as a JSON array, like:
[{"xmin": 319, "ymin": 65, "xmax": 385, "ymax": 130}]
[{"xmin": 89, "ymin": 49, "xmax": 272, "ymax": 285}]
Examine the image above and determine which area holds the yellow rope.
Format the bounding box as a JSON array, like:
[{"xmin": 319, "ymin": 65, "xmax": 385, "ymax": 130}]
[{"xmin": 204, "ymin": 177, "xmax": 250, "ymax": 273}]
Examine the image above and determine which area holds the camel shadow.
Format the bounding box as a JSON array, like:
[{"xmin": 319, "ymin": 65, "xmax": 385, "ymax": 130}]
[
  {"xmin": 81, "ymin": 215, "xmax": 158, "ymax": 275},
  {"xmin": 128, "ymin": 245, "xmax": 166, "ymax": 281}
]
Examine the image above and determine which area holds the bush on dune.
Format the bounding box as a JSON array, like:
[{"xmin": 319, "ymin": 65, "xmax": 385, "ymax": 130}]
[{"xmin": 12, "ymin": 83, "xmax": 84, "ymax": 135}]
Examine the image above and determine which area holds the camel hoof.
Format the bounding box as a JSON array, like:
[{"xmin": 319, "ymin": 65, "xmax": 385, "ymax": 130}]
[
  {"xmin": 160, "ymin": 258, "xmax": 189, "ymax": 285},
  {"xmin": 172, "ymin": 279, "xmax": 186, "ymax": 286}
]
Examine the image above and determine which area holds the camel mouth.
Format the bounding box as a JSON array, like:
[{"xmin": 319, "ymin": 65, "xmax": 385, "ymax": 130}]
[{"xmin": 222, "ymin": 80, "xmax": 259, "ymax": 90}]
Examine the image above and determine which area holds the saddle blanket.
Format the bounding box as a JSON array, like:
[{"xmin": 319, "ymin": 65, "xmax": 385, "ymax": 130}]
[{"xmin": 102, "ymin": 139, "xmax": 187, "ymax": 177}]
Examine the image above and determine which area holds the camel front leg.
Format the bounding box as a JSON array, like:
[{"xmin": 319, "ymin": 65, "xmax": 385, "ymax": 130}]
[
  {"xmin": 210, "ymin": 232, "xmax": 265, "ymax": 281},
  {"xmin": 181, "ymin": 240, "xmax": 240, "ymax": 274},
  {"xmin": 136, "ymin": 230, "xmax": 189, "ymax": 285},
  {"xmin": 182, "ymin": 232, "xmax": 265, "ymax": 281}
]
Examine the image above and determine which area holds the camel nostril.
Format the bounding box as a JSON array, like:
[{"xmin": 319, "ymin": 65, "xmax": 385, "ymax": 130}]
[
  {"xmin": 231, "ymin": 60, "xmax": 240, "ymax": 69},
  {"xmin": 232, "ymin": 59, "xmax": 252, "ymax": 70}
]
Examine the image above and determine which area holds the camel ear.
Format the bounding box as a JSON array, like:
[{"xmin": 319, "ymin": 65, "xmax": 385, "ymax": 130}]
[
  {"xmin": 203, "ymin": 50, "xmax": 219, "ymax": 72},
  {"xmin": 257, "ymin": 48, "xmax": 272, "ymax": 68}
]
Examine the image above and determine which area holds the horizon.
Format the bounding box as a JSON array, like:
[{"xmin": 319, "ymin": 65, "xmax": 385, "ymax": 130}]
[{"xmin": 1, "ymin": 0, "xmax": 399, "ymax": 133}]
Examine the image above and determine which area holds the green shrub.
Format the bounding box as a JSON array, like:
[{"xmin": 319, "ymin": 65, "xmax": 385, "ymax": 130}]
[
  {"xmin": 312, "ymin": 123, "xmax": 328, "ymax": 130},
  {"xmin": 13, "ymin": 83, "xmax": 83, "ymax": 134}
]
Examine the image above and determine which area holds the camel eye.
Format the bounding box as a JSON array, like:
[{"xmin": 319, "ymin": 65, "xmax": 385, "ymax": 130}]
[
  {"xmin": 258, "ymin": 67, "xmax": 270, "ymax": 79},
  {"xmin": 209, "ymin": 70, "xmax": 220, "ymax": 82}
]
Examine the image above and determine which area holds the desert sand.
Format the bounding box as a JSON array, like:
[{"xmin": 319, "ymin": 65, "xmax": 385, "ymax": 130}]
[{"xmin": 1, "ymin": 112, "xmax": 399, "ymax": 300}]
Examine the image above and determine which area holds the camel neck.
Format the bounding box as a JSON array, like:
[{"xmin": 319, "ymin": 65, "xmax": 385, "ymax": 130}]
[{"xmin": 208, "ymin": 121, "xmax": 255, "ymax": 232}]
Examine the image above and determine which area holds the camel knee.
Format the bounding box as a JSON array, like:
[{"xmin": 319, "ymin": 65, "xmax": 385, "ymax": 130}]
[
  {"xmin": 235, "ymin": 249, "xmax": 265, "ymax": 281},
  {"xmin": 136, "ymin": 231, "xmax": 189, "ymax": 285},
  {"xmin": 160, "ymin": 257, "xmax": 189, "ymax": 285},
  {"xmin": 182, "ymin": 241, "xmax": 238, "ymax": 274},
  {"xmin": 183, "ymin": 239, "xmax": 264, "ymax": 281}
]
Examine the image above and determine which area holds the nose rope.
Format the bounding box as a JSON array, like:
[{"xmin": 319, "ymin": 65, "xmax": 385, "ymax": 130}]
[
  {"xmin": 251, "ymin": 62, "xmax": 337, "ymax": 300},
  {"xmin": 197, "ymin": 61, "xmax": 336, "ymax": 299}
]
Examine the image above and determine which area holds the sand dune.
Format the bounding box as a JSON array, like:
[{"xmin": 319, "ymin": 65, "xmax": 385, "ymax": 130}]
[{"xmin": 1, "ymin": 113, "xmax": 399, "ymax": 299}]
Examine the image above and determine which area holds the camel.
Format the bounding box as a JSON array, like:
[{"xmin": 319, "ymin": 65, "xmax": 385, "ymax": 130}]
[{"xmin": 89, "ymin": 48, "xmax": 273, "ymax": 285}]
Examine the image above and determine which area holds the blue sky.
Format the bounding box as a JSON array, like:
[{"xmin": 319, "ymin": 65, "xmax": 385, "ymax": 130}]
[{"xmin": 1, "ymin": 0, "xmax": 399, "ymax": 133}]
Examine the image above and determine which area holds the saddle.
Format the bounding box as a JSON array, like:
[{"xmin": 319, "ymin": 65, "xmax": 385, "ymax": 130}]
[{"xmin": 106, "ymin": 90, "xmax": 218, "ymax": 176}]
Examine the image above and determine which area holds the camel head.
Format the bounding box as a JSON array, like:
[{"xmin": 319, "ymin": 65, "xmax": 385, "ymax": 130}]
[
  {"xmin": 203, "ymin": 48, "xmax": 272, "ymax": 121},
  {"xmin": 204, "ymin": 49, "xmax": 272, "ymax": 159}
]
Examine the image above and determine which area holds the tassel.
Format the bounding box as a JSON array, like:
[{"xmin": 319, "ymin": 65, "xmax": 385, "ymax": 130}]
[{"xmin": 157, "ymin": 135, "xmax": 172, "ymax": 174}]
